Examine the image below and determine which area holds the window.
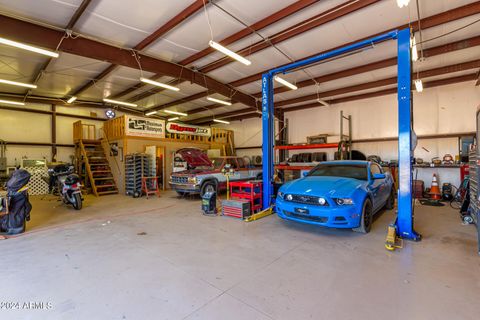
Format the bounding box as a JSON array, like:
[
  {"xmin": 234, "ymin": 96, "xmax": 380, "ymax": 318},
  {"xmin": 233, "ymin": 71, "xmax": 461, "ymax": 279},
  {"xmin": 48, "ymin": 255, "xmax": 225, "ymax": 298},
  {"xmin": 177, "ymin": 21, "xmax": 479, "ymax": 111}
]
[
  {"xmin": 308, "ymin": 164, "xmax": 368, "ymax": 180},
  {"xmin": 237, "ymin": 158, "xmax": 245, "ymax": 168},
  {"xmin": 225, "ymin": 158, "xmax": 239, "ymax": 169},
  {"xmin": 370, "ymin": 163, "xmax": 382, "ymax": 176}
]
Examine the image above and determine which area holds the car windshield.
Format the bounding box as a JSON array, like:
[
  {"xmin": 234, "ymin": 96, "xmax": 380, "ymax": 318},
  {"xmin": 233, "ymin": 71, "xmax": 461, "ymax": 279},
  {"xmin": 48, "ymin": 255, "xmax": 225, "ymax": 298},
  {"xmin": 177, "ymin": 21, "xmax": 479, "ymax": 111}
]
[
  {"xmin": 210, "ymin": 158, "xmax": 224, "ymax": 169},
  {"xmin": 307, "ymin": 164, "xmax": 368, "ymax": 180}
]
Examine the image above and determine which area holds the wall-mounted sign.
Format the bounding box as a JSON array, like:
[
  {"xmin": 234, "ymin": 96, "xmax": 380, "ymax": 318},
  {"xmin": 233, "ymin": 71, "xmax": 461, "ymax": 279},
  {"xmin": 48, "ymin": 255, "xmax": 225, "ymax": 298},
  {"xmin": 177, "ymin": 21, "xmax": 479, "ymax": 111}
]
[
  {"xmin": 125, "ymin": 116, "xmax": 165, "ymax": 138},
  {"xmin": 166, "ymin": 122, "xmax": 211, "ymax": 137}
]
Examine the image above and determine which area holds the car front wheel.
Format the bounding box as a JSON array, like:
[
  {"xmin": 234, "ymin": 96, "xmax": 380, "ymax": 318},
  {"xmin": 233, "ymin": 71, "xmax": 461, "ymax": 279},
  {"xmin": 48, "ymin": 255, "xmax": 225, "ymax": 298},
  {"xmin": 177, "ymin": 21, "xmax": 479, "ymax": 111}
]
[{"xmin": 353, "ymin": 198, "xmax": 373, "ymax": 234}]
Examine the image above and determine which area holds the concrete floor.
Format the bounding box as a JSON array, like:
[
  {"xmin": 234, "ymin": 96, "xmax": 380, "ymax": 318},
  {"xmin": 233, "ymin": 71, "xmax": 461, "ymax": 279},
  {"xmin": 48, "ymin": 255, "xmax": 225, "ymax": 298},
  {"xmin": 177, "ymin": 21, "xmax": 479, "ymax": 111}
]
[{"xmin": 1, "ymin": 191, "xmax": 479, "ymax": 320}]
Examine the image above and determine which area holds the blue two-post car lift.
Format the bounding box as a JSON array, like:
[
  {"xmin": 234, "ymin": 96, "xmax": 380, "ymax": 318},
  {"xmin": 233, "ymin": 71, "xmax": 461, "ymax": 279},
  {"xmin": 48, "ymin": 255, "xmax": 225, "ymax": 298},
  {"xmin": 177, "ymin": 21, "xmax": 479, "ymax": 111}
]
[{"xmin": 261, "ymin": 28, "xmax": 421, "ymax": 241}]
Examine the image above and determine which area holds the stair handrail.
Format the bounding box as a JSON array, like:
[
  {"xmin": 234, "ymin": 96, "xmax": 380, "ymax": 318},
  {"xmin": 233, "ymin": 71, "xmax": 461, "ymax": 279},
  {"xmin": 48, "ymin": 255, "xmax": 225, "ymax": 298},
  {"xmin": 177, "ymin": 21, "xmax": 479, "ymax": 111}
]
[{"xmin": 100, "ymin": 126, "xmax": 122, "ymax": 175}]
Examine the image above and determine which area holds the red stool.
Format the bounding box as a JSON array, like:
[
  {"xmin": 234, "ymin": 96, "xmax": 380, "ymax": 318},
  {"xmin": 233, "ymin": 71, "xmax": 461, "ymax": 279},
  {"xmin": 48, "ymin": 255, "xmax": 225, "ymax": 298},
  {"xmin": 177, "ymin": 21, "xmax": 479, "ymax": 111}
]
[{"xmin": 142, "ymin": 176, "xmax": 160, "ymax": 198}]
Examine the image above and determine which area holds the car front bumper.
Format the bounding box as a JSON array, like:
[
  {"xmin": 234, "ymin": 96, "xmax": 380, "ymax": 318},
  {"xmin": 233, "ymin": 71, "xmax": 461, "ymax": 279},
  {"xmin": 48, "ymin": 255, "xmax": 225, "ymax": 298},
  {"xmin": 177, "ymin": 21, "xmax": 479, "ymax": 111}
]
[
  {"xmin": 275, "ymin": 198, "xmax": 362, "ymax": 228},
  {"xmin": 169, "ymin": 183, "xmax": 200, "ymax": 193}
]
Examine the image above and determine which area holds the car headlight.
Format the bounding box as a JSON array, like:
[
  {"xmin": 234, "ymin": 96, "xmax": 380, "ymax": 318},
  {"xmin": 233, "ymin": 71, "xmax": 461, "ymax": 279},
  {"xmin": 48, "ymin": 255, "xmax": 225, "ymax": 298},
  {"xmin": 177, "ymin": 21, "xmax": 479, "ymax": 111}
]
[
  {"xmin": 277, "ymin": 191, "xmax": 284, "ymax": 199},
  {"xmin": 188, "ymin": 177, "xmax": 197, "ymax": 184},
  {"xmin": 285, "ymin": 194, "xmax": 293, "ymax": 201},
  {"xmin": 318, "ymin": 197, "xmax": 326, "ymax": 205},
  {"xmin": 334, "ymin": 198, "xmax": 354, "ymax": 205}
]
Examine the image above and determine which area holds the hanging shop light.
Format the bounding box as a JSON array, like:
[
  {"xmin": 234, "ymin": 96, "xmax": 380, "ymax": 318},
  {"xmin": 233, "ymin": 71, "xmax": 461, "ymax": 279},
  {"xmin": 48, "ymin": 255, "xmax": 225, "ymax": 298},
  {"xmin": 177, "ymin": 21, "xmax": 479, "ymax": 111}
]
[
  {"xmin": 0, "ymin": 78, "xmax": 37, "ymax": 89},
  {"xmin": 410, "ymin": 35, "xmax": 418, "ymax": 62},
  {"xmin": 317, "ymin": 99, "xmax": 330, "ymax": 107},
  {"xmin": 396, "ymin": 0, "xmax": 410, "ymax": 8},
  {"xmin": 0, "ymin": 99, "xmax": 25, "ymax": 106},
  {"xmin": 206, "ymin": 97, "xmax": 232, "ymax": 106},
  {"xmin": 140, "ymin": 77, "xmax": 180, "ymax": 91},
  {"xmin": 274, "ymin": 76, "xmax": 298, "ymax": 90},
  {"xmin": 164, "ymin": 110, "xmax": 188, "ymax": 117},
  {"xmin": 67, "ymin": 96, "xmax": 77, "ymax": 104},
  {"xmin": 0, "ymin": 37, "xmax": 59, "ymax": 58},
  {"xmin": 213, "ymin": 119, "xmax": 230, "ymax": 124},
  {"xmin": 208, "ymin": 40, "xmax": 251, "ymax": 66},
  {"xmin": 103, "ymin": 98, "xmax": 138, "ymax": 107},
  {"xmin": 168, "ymin": 117, "xmax": 179, "ymax": 121},
  {"xmin": 145, "ymin": 111, "xmax": 157, "ymax": 116},
  {"xmin": 414, "ymin": 79, "xmax": 423, "ymax": 92}
]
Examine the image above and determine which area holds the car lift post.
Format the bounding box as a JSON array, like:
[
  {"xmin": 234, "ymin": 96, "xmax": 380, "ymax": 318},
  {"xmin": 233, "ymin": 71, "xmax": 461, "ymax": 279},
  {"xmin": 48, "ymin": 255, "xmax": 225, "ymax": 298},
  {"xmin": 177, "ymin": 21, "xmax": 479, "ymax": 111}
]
[
  {"xmin": 261, "ymin": 28, "xmax": 421, "ymax": 241},
  {"xmin": 396, "ymin": 28, "xmax": 421, "ymax": 241}
]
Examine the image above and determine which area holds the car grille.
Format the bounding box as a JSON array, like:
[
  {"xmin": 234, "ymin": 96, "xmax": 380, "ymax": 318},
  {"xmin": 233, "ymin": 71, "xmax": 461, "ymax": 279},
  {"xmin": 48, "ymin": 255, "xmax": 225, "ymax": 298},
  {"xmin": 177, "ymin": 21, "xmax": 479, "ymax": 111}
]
[
  {"xmin": 285, "ymin": 194, "xmax": 328, "ymax": 206},
  {"xmin": 283, "ymin": 210, "xmax": 328, "ymax": 223},
  {"xmin": 171, "ymin": 176, "xmax": 188, "ymax": 184}
]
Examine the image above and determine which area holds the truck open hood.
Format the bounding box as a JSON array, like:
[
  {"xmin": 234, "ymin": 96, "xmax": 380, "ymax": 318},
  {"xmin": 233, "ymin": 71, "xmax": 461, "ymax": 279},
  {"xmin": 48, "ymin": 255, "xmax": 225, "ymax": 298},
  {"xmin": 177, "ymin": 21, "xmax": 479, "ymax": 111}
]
[{"xmin": 175, "ymin": 148, "xmax": 212, "ymax": 168}]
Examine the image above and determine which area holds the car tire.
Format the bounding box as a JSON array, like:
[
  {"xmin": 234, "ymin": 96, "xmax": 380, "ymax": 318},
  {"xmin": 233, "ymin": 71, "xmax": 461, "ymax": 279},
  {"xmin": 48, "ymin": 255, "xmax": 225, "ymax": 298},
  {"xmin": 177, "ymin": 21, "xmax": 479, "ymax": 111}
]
[
  {"xmin": 176, "ymin": 191, "xmax": 188, "ymax": 197},
  {"xmin": 353, "ymin": 198, "xmax": 373, "ymax": 234},
  {"xmin": 200, "ymin": 181, "xmax": 217, "ymax": 197},
  {"xmin": 385, "ymin": 188, "xmax": 395, "ymax": 210}
]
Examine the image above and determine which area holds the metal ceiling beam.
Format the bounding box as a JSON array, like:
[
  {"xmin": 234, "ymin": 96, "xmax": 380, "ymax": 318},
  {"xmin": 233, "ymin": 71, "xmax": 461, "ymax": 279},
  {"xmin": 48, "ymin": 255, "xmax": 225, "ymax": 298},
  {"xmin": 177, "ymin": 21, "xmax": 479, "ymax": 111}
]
[
  {"xmin": 120, "ymin": 0, "xmax": 320, "ymax": 102},
  {"xmin": 275, "ymin": 59, "xmax": 480, "ymax": 107},
  {"xmin": 184, "ymin": 36, "xmax": 480, "ymax": 117},
  {"xmin": 196, "ymin": 59, "xmax": 480, "ymax": 122},
  {"xmin": 24, "ymin": 0, "xmax": 94, "ymax": 97},
  {"xmin": 152, "ymin": 1, "xmax": 480, "ymax": 113},
  {"xmin": 200, "ymin": 0, "xmax": 380, "ymax": 73},
  {"xmin": 200, "ymin": 73, "xmax": 477, "ymax": 124},
  {"xmin": 68, "ymin": 0, "xmax": 208, "ymax": 98},
  {"xmin": 0, "ymin": 14, "xmax": 258, "ymax": 109}
]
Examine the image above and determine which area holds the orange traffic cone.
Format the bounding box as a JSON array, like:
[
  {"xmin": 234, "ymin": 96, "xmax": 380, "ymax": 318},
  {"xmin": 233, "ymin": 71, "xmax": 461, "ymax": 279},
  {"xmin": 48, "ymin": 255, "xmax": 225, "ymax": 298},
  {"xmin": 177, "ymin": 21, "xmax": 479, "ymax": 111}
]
[{"xmin": 429, "ymin": 174, "xmax": 442, "ymax": 200}]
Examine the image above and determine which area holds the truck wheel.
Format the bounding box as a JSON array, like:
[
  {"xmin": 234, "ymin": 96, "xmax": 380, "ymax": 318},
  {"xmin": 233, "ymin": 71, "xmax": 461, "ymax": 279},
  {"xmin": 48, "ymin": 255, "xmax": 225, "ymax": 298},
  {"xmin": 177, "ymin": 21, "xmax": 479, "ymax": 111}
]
[
  {"xmin": 353, "ymin": 199, "xmax": 373, "ymax": 234},
  {"xmin": 200, "ymin": 181, "xmax": 216, "ymax": 197}
]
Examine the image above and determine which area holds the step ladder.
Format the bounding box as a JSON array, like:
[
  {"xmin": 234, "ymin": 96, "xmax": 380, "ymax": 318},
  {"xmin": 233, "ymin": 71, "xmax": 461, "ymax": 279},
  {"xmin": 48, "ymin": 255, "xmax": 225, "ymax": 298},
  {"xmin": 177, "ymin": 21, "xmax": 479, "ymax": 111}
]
[{"xmin": 76, "ymin": 139, "xmax": 118, "ymax": 196}]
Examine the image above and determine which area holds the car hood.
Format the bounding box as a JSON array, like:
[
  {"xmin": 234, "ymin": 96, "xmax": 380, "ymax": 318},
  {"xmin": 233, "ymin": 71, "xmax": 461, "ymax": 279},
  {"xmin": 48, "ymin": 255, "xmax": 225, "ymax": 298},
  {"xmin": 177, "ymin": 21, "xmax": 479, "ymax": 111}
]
[
  {"xmin": 175, "ymin": 148, "xmax": 212, "ymax": 167},
  {"xmin": 280, "ymin": 176, "xmax": 366, "ymax": 197}
]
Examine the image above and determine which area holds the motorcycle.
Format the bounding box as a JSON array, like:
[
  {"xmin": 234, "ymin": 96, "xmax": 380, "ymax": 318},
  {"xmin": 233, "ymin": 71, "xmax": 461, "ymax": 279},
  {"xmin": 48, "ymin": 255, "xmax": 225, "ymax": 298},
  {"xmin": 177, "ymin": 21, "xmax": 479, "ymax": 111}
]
[{"xmin": 47, "ymin": 164, "xmax": 83, "ymax": 210}]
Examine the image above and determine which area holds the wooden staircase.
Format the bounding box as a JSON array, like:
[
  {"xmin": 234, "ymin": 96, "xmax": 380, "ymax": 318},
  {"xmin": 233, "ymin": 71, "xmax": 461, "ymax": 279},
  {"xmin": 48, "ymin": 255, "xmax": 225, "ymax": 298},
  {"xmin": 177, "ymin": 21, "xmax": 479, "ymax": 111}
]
[
  {"xmin": 76, "ymin": 140, "xmax": 118, "ymax": 196},
  {"xmin": 73, "ymin": 121, "xmax": 118, "ymax": 197}
]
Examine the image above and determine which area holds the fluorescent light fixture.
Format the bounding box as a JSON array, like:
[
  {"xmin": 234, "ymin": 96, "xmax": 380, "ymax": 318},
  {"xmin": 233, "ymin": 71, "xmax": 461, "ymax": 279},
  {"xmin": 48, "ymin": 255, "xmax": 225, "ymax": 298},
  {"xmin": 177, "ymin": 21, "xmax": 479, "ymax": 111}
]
[
  {"xmin": 145, "ymin": 111, "xmax": 157, "ymax": 116},
  {"xmin": 140, "ymin": 77, "xmax": 180, "ymax": 91},
  {"xmin": 0, "ymin": 79, "xmax": 37, "ymax": 89},
  {"xmin": 0, "ymin": 37, "xmax": 59, "ymax": 58},
  {"xmin": 168, "ymin": 117, "xmax": 179, "ymax": 121},
  {"xmin": 164, "ymin": 110, "xmax": 187, "ymax": 117},
  {"xmin": 207, "ymin": 97, "xmax": 232, "ymax": 106},
  {"xmin": 410, "ymin": 36, "xmax": 418, "ymax": 62},
  {"xmin": 209, "ymin": 40, "xmax": 251, "ymax": 66},
  {"xmin": 396, "ymin": 0, "xmax": 410, "ymax": 8},
  {"xmin": 103, "ymin": 98, "xmax": 137, "ymax": 107},
  {"xmin": 414, "ymin": 79, "xmax": 423, "ymax": 92},
  {"xmin": 0, "ymin": 99, "xmax": 25, "ymax": 106},
  {"xmin": 213, "ymin": 119, "xmax": 230, "ymax": 124},
  {"xmin": 274, "ymin": 76, "xmax": 297, "ymax": 90},
  {"xmin": 67, "ymin": 96, "xmax": 77, "ymax": 104},
  {"xmin": 317, "ymin": 99, "xmax": 330, "ymax": 107}
]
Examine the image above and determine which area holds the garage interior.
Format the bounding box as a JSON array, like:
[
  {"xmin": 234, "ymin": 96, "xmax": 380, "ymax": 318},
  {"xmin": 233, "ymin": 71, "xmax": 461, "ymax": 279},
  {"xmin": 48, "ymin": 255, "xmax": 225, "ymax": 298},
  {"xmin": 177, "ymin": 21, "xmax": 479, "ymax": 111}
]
[{"xmin": 0, "ymin": 0, "xmax": 479, "ymax": 319}]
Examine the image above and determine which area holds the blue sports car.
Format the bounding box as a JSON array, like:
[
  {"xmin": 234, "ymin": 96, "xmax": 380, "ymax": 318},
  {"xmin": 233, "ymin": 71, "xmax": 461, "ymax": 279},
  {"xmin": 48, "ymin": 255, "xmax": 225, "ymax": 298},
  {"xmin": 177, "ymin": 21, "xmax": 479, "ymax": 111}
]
[{"xmin": 276, "ymin": 161, "xmax": 395, "ymax": 233}]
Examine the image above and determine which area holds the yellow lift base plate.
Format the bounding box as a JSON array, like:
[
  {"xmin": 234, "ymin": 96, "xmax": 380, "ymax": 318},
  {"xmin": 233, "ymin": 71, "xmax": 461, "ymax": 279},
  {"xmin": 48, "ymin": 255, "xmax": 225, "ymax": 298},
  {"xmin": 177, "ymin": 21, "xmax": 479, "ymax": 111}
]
[{"xmin": 244, "ymin": 207, "xmax": 274, "ymax": 222}]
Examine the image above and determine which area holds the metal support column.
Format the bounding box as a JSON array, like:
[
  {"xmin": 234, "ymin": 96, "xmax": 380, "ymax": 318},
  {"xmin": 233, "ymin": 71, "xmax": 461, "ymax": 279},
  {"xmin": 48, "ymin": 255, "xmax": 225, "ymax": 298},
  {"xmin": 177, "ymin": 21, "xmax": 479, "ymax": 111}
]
[
  {"xmin": 262, "ymin": 73, "xmax": 275, "ymax": 210},
  {"xmin": 396, "ymin": 28, "xmax": 421, "ymax": 241}
]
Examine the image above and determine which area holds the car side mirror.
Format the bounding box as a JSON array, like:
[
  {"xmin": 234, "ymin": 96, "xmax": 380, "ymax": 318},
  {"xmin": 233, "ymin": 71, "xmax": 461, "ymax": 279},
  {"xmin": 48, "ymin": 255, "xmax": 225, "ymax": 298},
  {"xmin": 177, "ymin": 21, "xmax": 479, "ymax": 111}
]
[
  {"xmin": 302, "ymin": 171, "xmax": 309, "ymax": 177},
  {"xmin": 372, "ymin": 173, "xmax": 386, "ymax": 180}
]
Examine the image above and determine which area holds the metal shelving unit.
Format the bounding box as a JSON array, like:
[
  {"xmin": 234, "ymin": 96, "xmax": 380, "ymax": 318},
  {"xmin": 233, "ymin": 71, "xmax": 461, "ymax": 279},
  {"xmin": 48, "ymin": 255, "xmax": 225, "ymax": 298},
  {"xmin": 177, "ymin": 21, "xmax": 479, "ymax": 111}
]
[{"xmin": 125, "ymin": 153, "xmax": 150, "ymax": 196}]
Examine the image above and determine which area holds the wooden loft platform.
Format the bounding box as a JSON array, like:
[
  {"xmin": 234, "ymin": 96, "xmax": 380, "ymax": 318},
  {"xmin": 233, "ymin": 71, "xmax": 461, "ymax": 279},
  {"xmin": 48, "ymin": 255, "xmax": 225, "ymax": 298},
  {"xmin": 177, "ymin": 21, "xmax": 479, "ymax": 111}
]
[{"xmin": 103, "ymin": 115, "xmax": 235, "ymax": 155}]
